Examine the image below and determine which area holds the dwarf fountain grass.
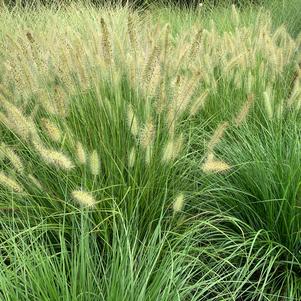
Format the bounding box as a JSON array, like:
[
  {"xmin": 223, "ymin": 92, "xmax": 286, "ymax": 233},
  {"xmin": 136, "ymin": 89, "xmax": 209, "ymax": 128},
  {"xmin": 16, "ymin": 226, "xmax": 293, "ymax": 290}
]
[
  {"xmin": 233, "ymin": 93, "xmax": 254, "ymax": 127},
  {"xmin": 0, "ymin": 208, "xmax": 219, "ymax": 301},
  {"xmin": 189, "ymin": 90, "xmax": 209, "ymax": 117},
  {"xmin": 75, "ymin": 141, "xmax": 87, "ymax": 165},
  {"xmin": 139, "ymin": 118, "xmax": 156, "ymax": 149},
  {"xmin": 127, "ymin": 104, "xmax": 139, "ymax": 137},
  {"xmin": 89, "ymin": 149, "xmax": 100, "ymax": 176},
  {"xmin": 207, "ymin": 121, "xmax": 229, "ymax": 153},
  {"xmin": 28, "ymin": 174, "xmax": 43, "ymax": 190},
  {"xmin": 173, "ymin": 192, "xmax": 185, "ymax": 213},
  {"xmin": 0, "ymin": 143, "xmax": 24, "ymax": 173},
  {"xmin": 71, "ymin": 190, "xmax": 96, "ymax": 207},
  {"xmin": 189, "ymin": 112, "xmax": 301, "ymax": 299},
  {"xmin": 0, "ymin": 171, "xmax": 23, "ymax": 193},
  {"xmin": 201, "ymin": 152, "xmax": 231, "ymax": 173},
  {"xmin": 41, "ymin": 118, "xmax": 62, "ymax": 143},
  {"xmin": 0, "ymin": 3, "xmax": 300, "ymax": 300},
  {"xmin": 32, "ymin": 139, "xmax": 75, "ymax": 171}
]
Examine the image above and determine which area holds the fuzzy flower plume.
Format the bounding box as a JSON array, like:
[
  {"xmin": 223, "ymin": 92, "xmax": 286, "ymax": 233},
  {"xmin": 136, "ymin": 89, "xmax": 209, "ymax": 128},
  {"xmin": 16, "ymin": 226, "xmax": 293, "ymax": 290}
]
[
  {"xmin": 0, "ymin": 143, "xmax": 24, "ymax": 173},
  {"xmin": 28, "ymin": 174, "xmax": 43, "ymax": 190},
  {"xmin": 201, "ymin": 153, "xmax": 231, "ymax": 174},
  {"xmin": 90, "ymin": 149, "xmax": 100, "ymax": 176},
  {"xmin": 0, "ymin": 171, "xmax": 23, "ymax": 193},
  {"xmin": 234, "ymin": 94, "xmax": 254, "ymax": 127},
  {"xmin": 100, "ymin": 17, "xmax": 112, "ymax": 66},
  {"xmin": 263, "ymin": 86, "xmax": 274, "ymax": 119},
  {"xmin": 207, "ymin": 121, "xmax": 229, "ymax": 153},
  {"xmin": 41, "ymin": 118, "xmax": 62, "ymax": 142},
  {"xmin": 128, "ymin": 14, "xmax": 138, "ymax": 56},
  {"xmin": 173, "ymin": 193, "xmax": 185, "ymax": 213},
  {"xmin": 0, "ymin": 95, "xmax": 37, "ymax": 140},
  {"xmin": 140, "ymin": 119, "xmax": 156, "ymax": 149},
  {"xmin": 32, "ymin": 139, "xmax": 75, "ymax": 170},
  {"xmin": 190, "ymin": 90, "xmax": 209, "ymax": 117},
  {"xmin": 72, "ymin": 190, "xmax": 96, "ymax": 207},
  {"xmin": 75, "ymin": 142, "xmax": 87, "ymax": 165},
  {"xmin": 127, "ymin": 104, "xmax": 139, "ymax": 137},
  {"xmin": 162, "ymin": 134, "xmax": 184, "ymax": 163}
]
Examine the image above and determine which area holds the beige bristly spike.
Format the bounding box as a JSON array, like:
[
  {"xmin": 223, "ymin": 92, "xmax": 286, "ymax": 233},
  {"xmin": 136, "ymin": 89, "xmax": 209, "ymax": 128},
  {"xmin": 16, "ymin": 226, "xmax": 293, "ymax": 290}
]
[
  {"xmin": 143, "ymin": 45, "xmax": 160, "ymax": 87},
  {"xmin": 100, "ymin": 17, "xmax": 112, "ymax": 66},
  {"xmin": 201, "ymin": 152, "xmax": 231, "ymax": 174},
  {"xmin": 0, "ymin": 95, "xmax": 37, "ymax": 140},
  {"xmin": 76, "ymin": 142, "xmax": 87, "ymax": 165},
  {"xmin": 145, "ymin": 145, "xmax": 152, "ymax": 165},
  {"xmin": 263, "ymin": 86, "xmax": 274, "ymax": 119},
  {"xmin": 127, "ymin": 104, "xmax": 139, "ymax": 137},
  {"xmin": 0, "ymin": 143, "xmax": 24, "ymax": 173},
  {"xmin": 173, "ymin": 193, "xmax": 185, "ymax": 213},
  {"xmin": 0, "ymin": 171, "xmax": 23, "ymax": 193},
  {"xmin": 128, "ymin": 14, "xmax": 138, "ymax": 57},
  {"xmin": 207, "ymin": 121, "xmax": 229, "ymax": 153},
  {"xmin": 41, "ymin": 118, "xmax": 61, "ymax": 142},
  {"xmin": 190, "ymin": 90, "xmax": 209, "ymax": 117},
  {"xmin": 234, "ymin": 94, "xmax": 254, "ymax": 127},
  {"xmin": 90, "ymin": 149, "xmax": 100, "ymax": 176},
  {"xmin": 32, "ymin": 139, "xmax": 75, "ymax": 170},
  {"xmin": 162, "ymin": 134, "xmax": 184, "ymax": 163},
  {"xmin": 28, "ymin": 174, "xmax": 43, "ymax": 190},
  {"xmin": 72, "ymin": 190, "xmax": 96, "ymax": 207},
  {"xmin": 140, "ymin": 118, "xmax": 156, "ymax": 149},
  {"xmin": 146, "ymin": 62, "xmax": 161, "ymax": 98}
]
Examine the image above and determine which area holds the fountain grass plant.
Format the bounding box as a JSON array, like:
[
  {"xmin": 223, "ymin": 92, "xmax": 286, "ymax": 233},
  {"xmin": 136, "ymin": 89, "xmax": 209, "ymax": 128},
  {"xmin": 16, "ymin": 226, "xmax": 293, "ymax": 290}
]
[{"xmin": 0, "ymin": 1, "xmax": 301, "ymax": 300}]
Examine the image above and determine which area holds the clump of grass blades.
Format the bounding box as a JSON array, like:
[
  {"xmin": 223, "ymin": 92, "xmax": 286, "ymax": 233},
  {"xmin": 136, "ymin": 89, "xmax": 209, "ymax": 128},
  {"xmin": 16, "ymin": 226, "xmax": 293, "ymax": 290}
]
[{"xmin": 0, "ymin": 3, "xmax": 300, "ymax": 300}]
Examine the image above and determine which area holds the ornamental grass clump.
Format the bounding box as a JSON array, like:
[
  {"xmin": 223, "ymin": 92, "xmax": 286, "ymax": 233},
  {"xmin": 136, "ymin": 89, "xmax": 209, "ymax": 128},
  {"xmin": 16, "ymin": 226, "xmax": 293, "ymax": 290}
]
[
  {"xmin": 0, "ymin": 4, "xmax": 300, "ymax": 300},
  {"xmin": 71, "ymin": 190, "xmax": 96, "ymax": 207}
]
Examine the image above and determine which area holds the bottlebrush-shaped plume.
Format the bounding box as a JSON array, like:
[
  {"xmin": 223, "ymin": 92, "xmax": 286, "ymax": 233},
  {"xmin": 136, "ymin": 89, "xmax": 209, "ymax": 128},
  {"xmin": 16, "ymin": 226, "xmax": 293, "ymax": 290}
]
[
  {"xmin": 100, "ymin": 17, "xmax": 112, "ymax": 66},
  {"xmin": 263, "ymin": 86, "xmax": 274, "ymax": 119},
  {"xmin": 0, "ymin": 171, "xmax": 23, "ymax": 193},
  {"xmin": 162, "ymin": 134, "xmax": 184, "ymax": 163},
  {"xmin": 173, "ymin": 192, "xmax": 185, "ymax": 213},
  {"xmin": 0, "ymin": 95, "xmax": 37, "ymax": 140},
  {"xmin": 41, "ymin": 118, "xmax": 62, "ymax": 142},
  {"xmin": 28, "ymin": 174, "xmax": 43, "ymax": 190},
  {"xmin": 127, "ymin": 104, "xmax": 139, "ymax": 137},
  {"xmin": 71, "ymin": 190, "xmax": 96, "ymax": 207},
  {"xmin": 207, "ymin": 121, "xmax": 229, "ymax": 153},
  {"xmin": 140, "ymin": 119, "xmax": 156, "ymax": 149},
  {"xmin": 201, "ymin": 153, "xmax": 231, "ymax": 174},
  {"xmin": 90, "ymin": 149, "xmax": 100, "ymax": 176},
  {"xmin": 233, "ymin": 94, "xmax": 254, "ymax": 127},
  {"xmin": 75, "ymin": 142, "xmax": 87, "ymax": 165},
  {"xmin": 32, "ymin": 139, "xmax": 75, "ymax": 170},
  {"xmin": 0, "ymin": 143, "xmax": 24, "ymax": 173},
  {"xmin": 190, "ymin": 90, "xmax": 209, "ymax": 116}
]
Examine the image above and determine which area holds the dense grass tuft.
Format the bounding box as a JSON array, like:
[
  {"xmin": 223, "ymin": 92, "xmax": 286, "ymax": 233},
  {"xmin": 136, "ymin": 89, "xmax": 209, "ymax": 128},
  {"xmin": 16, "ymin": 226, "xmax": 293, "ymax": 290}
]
[{"xmin": 0, "ymin": 1, "xmax": 301, "ymax": 300}]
